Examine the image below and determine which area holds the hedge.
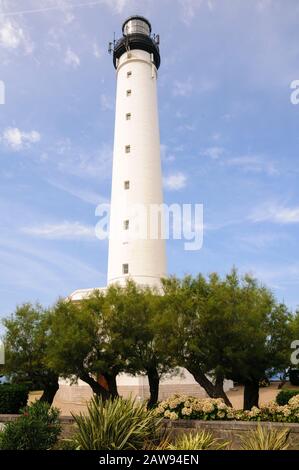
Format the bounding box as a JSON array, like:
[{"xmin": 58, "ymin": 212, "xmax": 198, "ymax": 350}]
[
  {"xmin": 0, "ymin": 384, "xmax": 29, "ymax": 414},
  {"xmin": 276, "ymin": 389, "xmax": 299, "ymax": 406}
]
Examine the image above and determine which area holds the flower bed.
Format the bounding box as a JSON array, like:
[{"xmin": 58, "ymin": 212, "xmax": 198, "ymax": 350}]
[{"xmin": 156, "ymin": 394, "xmax": 299, "ymax": 423}]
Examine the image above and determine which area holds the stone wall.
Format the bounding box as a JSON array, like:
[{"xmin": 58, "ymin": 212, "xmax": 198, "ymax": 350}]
[
  {"xmin": 1, "ymin": 415, "xmax": 298, "ymax": 449},
  {"xmin": 163, "ymin": 419, "xmax": 299, "ymax": 450}
]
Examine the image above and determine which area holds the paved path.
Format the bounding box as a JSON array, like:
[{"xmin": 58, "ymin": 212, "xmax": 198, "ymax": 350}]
[
  {"xmin": 227, "ymin": 383, "xmax": 280, "ymax": 409},
  {"xmin": 29, "ymin": 382, "xmax": 299, "ymax": 416}
]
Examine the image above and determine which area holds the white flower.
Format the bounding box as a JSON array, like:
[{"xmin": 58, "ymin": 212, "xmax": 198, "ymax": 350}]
[
  {"xmin": 249, "ymin": 406, "xmax": 261, "ymax": 418},
  {"xmin": 169, "ymin": 412, "xmax": 178, "ymax": 421},
  {"xmin": 202, "ymin": 402, "xmax": 214, "ymax": 414},
  {"xmin": 218, "ymin": 402, "xmax": 228, "ymax": 411},
  {"xmin": 181, "ymin": 407, "xmax": 192, "ymax": 416},
  {"xmin": 169, "ymin": 401, "xmax": 178, "ymax": 410},
  {"xmin": 289, "ymin": 395, "xmax": 299, "ymax": 410}
]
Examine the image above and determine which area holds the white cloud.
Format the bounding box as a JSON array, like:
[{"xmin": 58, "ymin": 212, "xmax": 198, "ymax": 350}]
[
  {"xmin": 104, "ymin": 0, "xmax": 131, "ymax": 13},
  {"xmin": 178, "ymin": 0, "xmax": 204, "ymax": 24},
  {"xmin": 201, "ymin": 148, "xmax": 279, "ymax": 175},
  {"xmin": 211, "ymin": 133, "xmax": 221, "ymax": 141},
  {"xmin": 65, "ymin": 47, "xmax": 80, "ymax": 68},
  {"xmin": 241, "ymin": 263, "xmax": 299, "ymax": 292},
  {"xmin": 0, "ymin": 18, "xmax": 33, "ymax": 54},
  {"xmin": 178, "ymin": 0, "xmax": 215, "ymax": 24},
  {"xmin": 226, "ymin": 155, "xmax": 279, "ymax": 176},
  {"xmin": 55, "ymin": 141, "xmax": 112, "ymax": 180},
  {"xmin": 173, "ymin": 78, "xmax": 193, "ymax": 97},
  {"xmin": 93, "ymin": 42, "xmax": 103, "ymax": 59},
  {"xmin": 0, "ymin": 236, "xmax": 104, "ymax": 298},
  {"xmin": 21, "ymin": 221, "xmax": 96, "ymax": 240},
  {"xmin": 173, "ymin": 76, "xmax": 216, "ymax": 96},
  {"xmin": 3, "ymin": 127, "xmax": 41, "ymax": 151},
  {"xmin": 177, "ymin": 123, "xmax": 195, "ymax": 132},
  {"xmin": 163, "ymin": 172, "xmax": 187, "ymax": 190},
  {"xmin": 100, "ymin": 93, "xmax": 113, "ymax": 111},
  {"xmin": 161, "ymin": 144, "xmax": 175, "ymax": 162},
  {"xmin": 48, "ymin": 179, "xmax": 108, "ymax": 206},
  {"xmin": 0, "ymin": 0, "xmax": 131, "ymax": 17},
  {"xmin": 256, "ymin": 0, "xmax": 273, "ymax": 11},
  {"xmin": 250, "ymin": 202, "xmax": 299, "ymax": 224},
  {"xmin": 201, "ymin": 146, "xmax": 225, "ymax": 160},
  {"xmin": 239, "ymin": 232, "xmax": 290, "ymax": 249}
]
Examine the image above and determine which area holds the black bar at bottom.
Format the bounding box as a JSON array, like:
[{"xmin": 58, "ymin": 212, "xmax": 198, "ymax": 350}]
[{"xmin": 0, "ymin": 450, "xmax": 298, "ymax": 467}]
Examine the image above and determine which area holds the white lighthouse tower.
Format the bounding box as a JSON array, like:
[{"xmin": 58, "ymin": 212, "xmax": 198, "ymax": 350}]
[{"xmin": 107, "ymin": 16, "xmax": 166, "ymax": 287}]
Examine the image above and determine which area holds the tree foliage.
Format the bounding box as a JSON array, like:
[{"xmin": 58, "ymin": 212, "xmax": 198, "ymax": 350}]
[
  {"xmin": 160, "ymin": 270, "xmax": 292, "ymax": 409},
  {"xmin": 2, "ymin": 270, "xmax": 293, "ymax": 411},
  {"xmin": 46, "ymin": 292, "xmax": 122, "ymax": 399},
  {"xmin": 104, "ymin": 281, "xmax": 175, "ymax": 407},
  {"xmin": 2, "ymin": 303, "xmax": 59, "ymax": 404}
]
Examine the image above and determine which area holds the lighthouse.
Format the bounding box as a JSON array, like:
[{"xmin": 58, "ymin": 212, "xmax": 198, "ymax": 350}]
[
  {"xmin": 107, "ymin": 16, "xmax": 167, "ymax": 287},
  {"xmin": 64, "ymin": 16, "xmax": 234, "ymax": 403}
]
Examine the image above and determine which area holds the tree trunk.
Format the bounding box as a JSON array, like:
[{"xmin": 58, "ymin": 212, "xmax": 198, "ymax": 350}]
[
  {"xmin": 39, "ymin": 375, "xmax": 59, "ymax": 405},
  {"xmin": 188, "ymin": 367, "xmax": 232, "ymax": 407},
  {"xmin": 243, "ymin": 381, "xmax": 259, "ymax": 410},
  {"xmin": 214, "ymin": 373, "xmax": 233, "ymax": 407},
  {"xmin": 146, "ymin": 367, "xmax": 160, "ymax": 409},
  {"xmin": 104, "ymin": 373, "xmax": 119, "ymax": 398},
  {"xmin": 79, "ymin": 371, "xmax": 111, "ymax": 400}
]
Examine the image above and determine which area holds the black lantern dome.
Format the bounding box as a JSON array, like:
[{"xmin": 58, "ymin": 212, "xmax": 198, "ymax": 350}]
[{"xmin": 111, "ymin": 16, "xmax": 160, "ymax": 69}]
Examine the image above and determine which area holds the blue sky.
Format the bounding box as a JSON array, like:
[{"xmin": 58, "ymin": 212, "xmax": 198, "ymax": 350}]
[{"xmin": 0, "ymin": 0, "xmax": 299, "ymax": 319}]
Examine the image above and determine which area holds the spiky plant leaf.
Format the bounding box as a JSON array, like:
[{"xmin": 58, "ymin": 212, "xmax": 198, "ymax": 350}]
[
  {"xmin": 168, "ymin": 431, "xmax": 230, "ymax": 450},
  {"xmin": 71, "ymin": 396, "xmax": 162, "ymax": 450},
  {"xmin": 240, "ymin": 425, "xmax": 290, "ymax": 451}
]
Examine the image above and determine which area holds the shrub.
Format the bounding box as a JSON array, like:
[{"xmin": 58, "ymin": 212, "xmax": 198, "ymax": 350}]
[
  {"xmin": 155, "ymin": 395, "xmax": 236, "ymax": 421},
  {"xmin": 167, "ymin": 431, "xmax": 229, "ymax": 450},
  {"xmin": 156, "ymin": 394, "xmax": 299, "ymax": 423},
  {"xmin": 71, "ymin": 396, "xmax": 162, "ymax": 450},
  {"xmin": 0, "ymin": 384, "xmax": 28, "ymax": 414},
  {"xmin": 240, "ymin": 425, "xmax": 290, "ymax": 450},
  {"xmin": 276, "ymin": 389, "xmax": 299, "ymax": 406},
  {"xmin": 52, "ymin": 439, "xmax": 77, "ymax": 450},
  {"xmin": 0, "ymin": 401, "xmax": 61, "ymax": 450}
]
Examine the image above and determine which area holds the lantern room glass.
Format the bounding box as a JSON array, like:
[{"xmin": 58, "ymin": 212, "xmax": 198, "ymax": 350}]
[{"xmin": 123, "ymin": 19, "xmax": 150, "ymax": 36}]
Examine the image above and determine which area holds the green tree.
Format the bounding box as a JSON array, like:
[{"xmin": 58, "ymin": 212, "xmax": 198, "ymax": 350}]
[
  {"xmin": 221, "ymin": 273, "xmax": 292, "ymax": 409},
  {"xmin": 160, "ymin": 274, "xmax": 233, "ymax": 406},
  {"xmin": 46, "ymin": 293, "xmax": 125, "ymax": 399},
  {"xmin": 2, "ymin": 303, "xmax": 59, "ymax": 405},
  {"xmin": 105, "ymin": 281, "xmax": 175, "ymax": 408},
  {"xmin": 161, "ymin": 270, "xmax": 292, "ymax": 410}
]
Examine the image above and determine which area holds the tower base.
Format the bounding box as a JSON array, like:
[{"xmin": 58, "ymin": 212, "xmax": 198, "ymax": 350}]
[{"xmin": 53, "ymin": 372, "xmax": 233, "ymax": 415}]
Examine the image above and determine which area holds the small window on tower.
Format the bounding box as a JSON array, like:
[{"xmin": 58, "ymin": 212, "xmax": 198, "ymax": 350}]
[
  {"xmin": 124, "ymin": 181, "xmax": 130, "ymax": 190},
  {"xmin": 126, "ymin": 113, "xmax": 131, "ymax": 120},
  {"xmin": 122, "ymin": 264, "xmax": 129, "ymax": 275},
  {"xmin": 125, "ymin": 145, "xmax": 131, "ymax": 154},
  {"xmin": 126, "ymin": 89, "xmax": 132, "ymax": 97},
  {"xmin": 127, "ymin": 71, "xmax": 132, "ymax": 78},
  {"xmin": 124, "ymin": 220, "xmax": 129, "ymax": 230}
]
